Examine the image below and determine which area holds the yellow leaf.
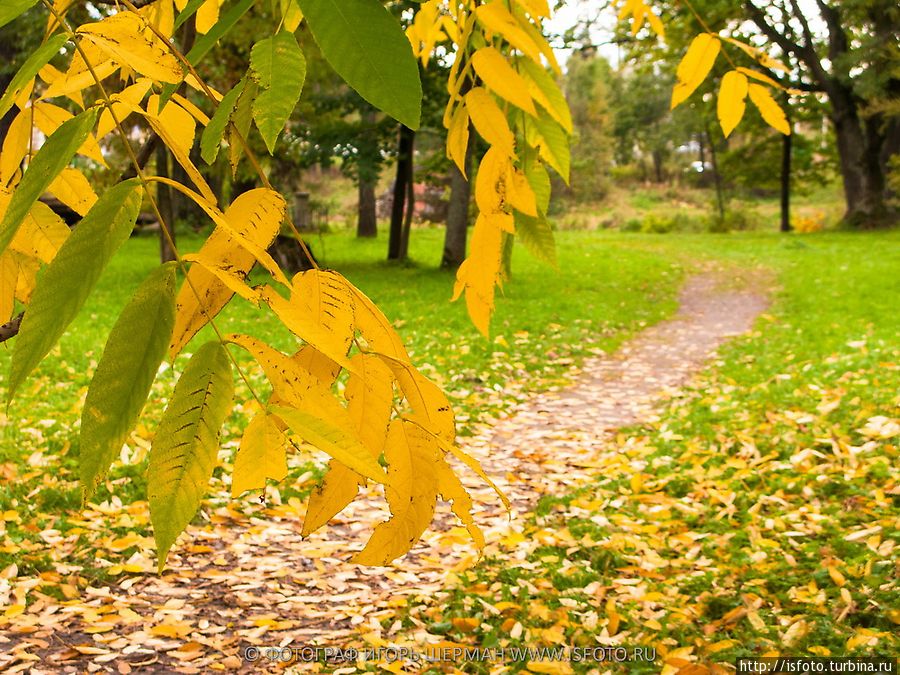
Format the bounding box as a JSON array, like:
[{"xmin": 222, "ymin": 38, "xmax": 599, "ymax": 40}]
[
  {"xmin": 846, "ymin": 629, "xmax": 876, "ymax": 651},
  {"xmin": 141, "ymin": 0, "xmax": 175, "ymax": 36},
  {"xmin": 782, "ymin": 619, "xmax": 808, "ymax": 647},
  {"xmin": 180, "ymin": 253, "xmax": 260, "ymax": 303},
  {"xmin": 354, "ymin": 420, "xmax": 442, "ymax": 565},
  {"xmin": 508, "ymin": 165, "xmax": 538, "ymax": 217},
  {"xmin": 42, "ymin": 56, "xmax": 118, "ymax": 102},
  {"xmin": 475, "ymin": 146, "xmax": 514, "ymax": 217},
  {"xmin": 350, "ymin": 283, "xmax": 410, "ymax": 362},
  {"xmin": 150, "ymin": 622, "xmax": 193, "ymax": 639},
  {"xmin": 259, "ymin": 272, "xmax": 355, "ymax": 372},
  {"xmin": 291, "ymin": 269, "xmax": 356, "ymax": 359},
  {"xmin": 0, "ymin": 253, "xmax": 16, "ymax": 322},
  {"xmin": 671, "ymin": 33, "xmax": 721, "ymax": 108},
  {"xmin": 377, "ymin": 354, "xmax": 456, "ymax": 442},
  {"xmin": 169, "ymin": 189, "xmax": 286, "ymax": 356},
  {"xmin": 302, "ymin": 352, "xmax": 394, "ymax": 534},
  {"xmin": 470, "ymin": 47, "xmax": 537, "ymax": 116},
  {"xmin": 737, "ymin": 66, "xmax": 784, "ymax": 90},
  {"xmin": 446, "ymin": 104, "xmax": 470, "ymax": 177},
  {"xmin": 435, "ymin": 455, "xmax": 484, "ymax": 551},
  {"xmin": 527, "ymin": 662, "xmax": 573, "ymax": 675},
  {"xmin": 196, "ymin": 0, "xmax": 222, "ymax": 34},
  {"xmin": 465, "ymin": 87, "xmax": 516, "ymax": 157},
  {"xmin": 147, "ymin": 95, "xmax": 196, "ymax": 156},
  {"xmin": 717, "ymin": 70, "xmax": 748, "ymax": 138},
  {"xmin": 272, "ymin": 404, "xmax": 387, "ymax": 485},
  {"xmin": 827, "ymin": 566, "xmax": 846, "ymax": 587},
  {"xmin": 302, "ymin": 460, "xmax": 362, "ymax": 535},
  {"xmin": 227, "ymin": 335, "xmax": 326, "ymax": 410},
  {"xmin": 606, "ymin": 597, "xmax": 620, "ymax": 635},
  {"xmin": 0, "ymin": 109, "xmax": 31, "ymax": 185},
  {"xmin": 282, "ymin": 0, "xmax": 303, "ymax": 32},
  {"xmin": 170, "ymin": 92, "xmax": 210, "ymax": 126},
  {"xmin": 97, "ymin": 79, "xmax": 153, "ymax": 138},
  {"xmin": 451, "ymin": 617, "xmax": 479, "ymax": 633},
  {"xmin": 142, "ymin": 107, "xmax": 215, "ymax": 205},
  {"xmin": 9, "ymin": 201, "xmax": 69, "ymax": 267},
  {"xmin": 346, "ymin": 353, "xmax": 394, "ymax": 456},
  {"xmin": 518, "ymin": 0, "xmax": 550, "ymax": 19},
  {"xmin": 452, "ymin": 213, "xmax": 503, "ymax": 337},
  {"xmin": 31, "ymin": 102, "xmax": 105, "ymax": 164},
  {"xmin": 475, "ymin": 3, "xmax": 542, "ymax": 64},
  {"xmin": 705, "ymin": 640, "xmax": 737, "ymax": 654},
  {"xmin": 519, "ymin": 59, "xmax": 573, "ymax": 134},
  {"xmin": 47, "ymin": 168, "xmax": 98, "ymax": 216},
  {"xmin": 748, "ymin": 83, "xmax": 791, "ymax": 135},
  {"xmin": 747, "ymin": 610, "xmax": 767, "ymax": 632},
  {"xmin": 231, "ymin": 413, "xmax": 287, "ymax": 496},
  {"xmin": 77, "ymin": 11, "xmax": 183, "ymax": 84},
  {"xmin": 512, "ymin": 5, "xmax": 560, "ymax": 73},
  {"xmin": 292, "ymin": 344, "xmax": 341, "ymax": 385}
]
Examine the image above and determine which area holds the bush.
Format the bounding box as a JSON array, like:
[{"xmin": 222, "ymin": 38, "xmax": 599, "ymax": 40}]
[
  {"xmin": 707, "ymin": 209, "xmax": 755, "ymax": 233},
  {"xmin": 637, "ymin": 212, "xmax": 705, "ymax": 233},
  {"xmin": 792, "ymin": 211, "xmax": 825, "ymax": 233}
]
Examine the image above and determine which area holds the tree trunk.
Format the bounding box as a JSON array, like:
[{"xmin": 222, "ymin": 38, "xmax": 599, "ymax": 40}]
[
  {"xmin": 388, "ymin": 125, "xmax": 415, "ymax": 261},
  {"xmin": 155, "ymin": 143, "xmax": 178, "ymax": 263},
  {"xmin": 442, "ymin": 131, "xmax": 474, "ymax": 269},
  {"xmin": 357, "ymin": 176, "xmax": 377, "ymax": 237},
  {"xmin": 652, "ymin": 149, "xmax": 664, "ymax": 183},
  {"xmin": 399, "ymin": 150, "xmax": 415, "ymax": 260},
  {"xmin": 830, "ymin": 91, "xmax": 885, "ymax": 226},
  {"xmin": 706, "ymin": 127, "xmax": 725, "ymax": 220},
  {"xmin": 780, "ymin": 114, "xmax": 793, "ymax": 233},
  {"xmin": 356, "ymin": 107, "xmax": 378, "ymax": 238}
]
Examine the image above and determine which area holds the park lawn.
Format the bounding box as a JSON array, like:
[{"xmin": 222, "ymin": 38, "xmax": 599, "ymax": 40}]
[
  {"xmin": 0, "ymin": 227, "xmax": 680, "ymax": 580},
  {"xmin": 389, "ymin": 231, "xmax": 900, "ymax": 671}
]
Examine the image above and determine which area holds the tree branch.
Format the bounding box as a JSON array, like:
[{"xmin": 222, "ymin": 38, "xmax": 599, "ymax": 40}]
[
  {"xmin": 744, "ymin": 1, "xmax": 830, "ymax": 91},
  {"xmin": 813, "ymin": 0, "xmax": 848, "ymax": 64}
]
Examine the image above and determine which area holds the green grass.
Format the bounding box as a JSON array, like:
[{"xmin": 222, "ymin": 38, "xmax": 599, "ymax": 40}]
[{"xmin": 387, "ymin": 230, "xmax": 900, "ymax": 671}]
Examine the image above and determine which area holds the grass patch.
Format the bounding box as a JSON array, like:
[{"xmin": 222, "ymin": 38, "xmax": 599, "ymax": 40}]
[{"xmin": 392, "ymin": 230, "xmax": 900, "ymax": 671}]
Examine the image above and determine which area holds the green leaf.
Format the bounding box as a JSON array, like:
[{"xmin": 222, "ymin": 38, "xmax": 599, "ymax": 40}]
[
  {"xmin": 0, "ymin": 108, "xmax": 100, "ymax": 258},
  {"xmin": 528, "ymin": 106, "xmax": 570, "ymax": 184},
  {"xmin": 296, "ymin": 0, "xmax": 422, "ymax": 129},
  {"xmin": 515, "ymin": 212, "xmax": 557, "ymax": 268},
  {"xmin": 149, "ymin": 342, "xmax": 234, "ymax": 571},
  {"xmin": 0, "ymin": 34, "xmax": 69, "ymax": 120},
  {"xmin": 8, "ymin": 179, "xmax": 141, "ymax": 402},
  {"xmin": 250, "ymin": 31, "xmax": 306, "ymax": 153},
  {"xmin": 80, "ymin": 263, "xmax": 177, "ymax": 502},
  {"xmin": 0, "ymin": 0, "xmax": 40, "ymax": 29},
  {"xmin": 524, "ymin": 158, "xmax": 551, "ymax": 215},
  {"xmin": 200, "ymin": 79, "xmax": 244, "ymax": 164}
]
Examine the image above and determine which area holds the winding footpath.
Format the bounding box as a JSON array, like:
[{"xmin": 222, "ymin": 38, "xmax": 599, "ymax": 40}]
[{"xmin": 1, "ymin": 274, "xmax": 768, "ymax": 673}]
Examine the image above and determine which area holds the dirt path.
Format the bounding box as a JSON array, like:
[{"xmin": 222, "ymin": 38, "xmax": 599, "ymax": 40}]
[{"xmin": 1, "ymin": 274, "xmax": 768, "ymax": 674}]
